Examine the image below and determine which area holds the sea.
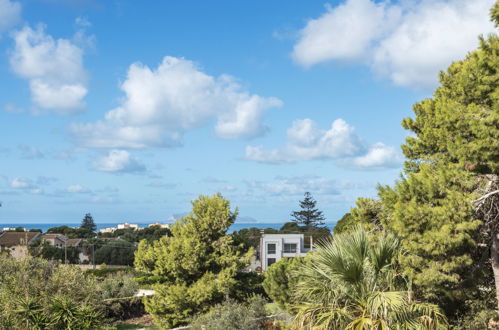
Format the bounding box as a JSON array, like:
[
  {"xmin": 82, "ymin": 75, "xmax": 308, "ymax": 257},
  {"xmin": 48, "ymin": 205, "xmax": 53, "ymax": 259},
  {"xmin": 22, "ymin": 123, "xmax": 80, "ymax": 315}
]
[{"xmin": 0, "ymin": 222, "xmax": 336, "ymax": 234}]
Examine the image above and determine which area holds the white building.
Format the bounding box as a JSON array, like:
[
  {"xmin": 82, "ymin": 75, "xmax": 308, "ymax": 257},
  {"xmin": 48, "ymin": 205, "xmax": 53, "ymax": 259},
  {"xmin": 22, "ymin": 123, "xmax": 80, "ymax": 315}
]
[
  {"xmin": 148, "ymin": 222, "xmax": 170, "ymax": 229},
  {"xmin": 99, "ymin": 227, "xmax": 116, "ymax": 233},
  {"xmin": 259, "ymin": 234, "xmax": 312, "ymax": 270},
  {"xmin": 117, "ymin": 223, "xmax": 139, "ymax": 230}
]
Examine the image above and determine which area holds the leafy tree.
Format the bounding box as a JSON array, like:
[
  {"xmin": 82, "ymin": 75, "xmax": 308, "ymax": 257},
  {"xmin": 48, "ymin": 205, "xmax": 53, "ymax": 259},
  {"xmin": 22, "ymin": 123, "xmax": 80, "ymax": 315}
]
[
  {"xmin": 137, "ymin": 224, "xmax": 171, "ymax": 242},
  {"xmin": 291, "ymin": 192, "xmax": 326, "ymax": 228},
  {"xmin": 80, "ymin": 213, "xmax": 96, "ymax": 232},
  {"xmin": 341, "ymin": 5, "xmax": 499, "ymax": 322},
  {"xmin": 94, "ymin": 239, "xmax": 135, "ymax": 266},
  {"xmin": 134, "ymin": 193, "xmax": 252, "ymax": 327},
  {"xmin": 292, "ymin": 227, "xmax": 446, "ymax": 329},
  {"xmin": 31, "ymin": 241, "xmax": 81, "ymax": 264},
  {"xmin": 279, "ymin": 221, "xmax": 302, "ymax": 232},
  {"xmin": 262, "ymin": 257, "xmax": 306, "ymax": 311},
  {"xmin": 98, "ymin": 225, "xmax": 171, "ymax": 243},
  {"xmin": 334, "ymin": 213, "xmax": 353, "ymax": 235}
]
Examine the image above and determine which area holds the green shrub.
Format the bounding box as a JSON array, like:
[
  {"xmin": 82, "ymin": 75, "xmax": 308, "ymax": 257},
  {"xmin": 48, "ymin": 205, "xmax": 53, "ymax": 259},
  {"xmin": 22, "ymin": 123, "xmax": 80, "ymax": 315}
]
[
  {"xmin": 0, "ymin": 256, "xmax": 104, "ymax": 329},
  {"xmin": 103, "ymin": 297, "xmax": 145, "ymax": 321},
  {"xmin": 99, "ymin": 272, "xmax": 139, "ymax": 300},
  {"xmin": 85, "ymin": 266, "xmax": 135, "ymax": 278},
  {"xmin": 190, "ymin": 295, "xmax": 268, "ymax": 330}
]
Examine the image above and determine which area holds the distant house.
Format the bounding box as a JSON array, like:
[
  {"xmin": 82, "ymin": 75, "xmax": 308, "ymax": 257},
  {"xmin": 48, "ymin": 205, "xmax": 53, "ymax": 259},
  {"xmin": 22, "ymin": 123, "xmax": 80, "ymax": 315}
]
[
  {"xmin": 66, "ymin": 238, "xmax": 89, "ymax": 263},
  {"xmin": 148, "ymin": 222, "xmax": 170, "ymax": 229},
  {"xmin": 39, "ymin": 234, "xmax": 90, "ymax": 263},
  {"xmin": 117, "ymin": 223, "xmax": 139, "ymax": 230},
  {"xmin": 40, "ymin": 233, "xmax": 68, "ymax": 247},
  {"xmin": 99, "ymin": 227, "xmax": 116, "ymax": 233},
  {"xmin": 100, "ymin": 222, "xmax": 140, "ymax": 234},
  {"xmin": 0, "ymin": 231, "xmax": 41, "ymax": 258},
  {"xmin": 259, "ymin": 234, "xmax": 312, "ymax": 271}
]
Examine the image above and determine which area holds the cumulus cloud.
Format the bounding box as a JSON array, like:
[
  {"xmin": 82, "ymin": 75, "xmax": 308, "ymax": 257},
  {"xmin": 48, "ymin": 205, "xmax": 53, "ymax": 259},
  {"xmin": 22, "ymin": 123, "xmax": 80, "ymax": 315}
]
[
  {"xmin": 10, "ymin": 25, "xmax": 88, "ymax": 113},
  {"xmin": 9, "ymin": 177, "xmax": 44, "ymax": 194},
  {"xmin": 93, "ymin": 149, "xmax": 146, "ymax": 173},
  {"xmin": 0, "ymin": 0, "xmax": 21, "ymax": 33},
  {"xmin": 70, "ymin": 56, "xmax": 282, "ymax": 148},
  {"xmin": 18, "ymin": 144, "xmax": 44, "ymax": 159},
  {"xmin": 292, "ymin": 0, "xmax": 496, "ymax": 89},
  {"xmin": 246, "ymin": 175, "xmax": 342, "ymax": 196},
  {"xmin": 245, "ymin": 118, "xmax": 401, "ymax": 169},
  {"xmin": 66, "ymin": 184, "xmax": 90, "ymax": 193},
  {"xmin": 10, "ymin": 177, "xmax": 31, "ymax": 189},
  {"xmin": 350, "ymin": 142, "xmax": 400, "ymax": 169}
]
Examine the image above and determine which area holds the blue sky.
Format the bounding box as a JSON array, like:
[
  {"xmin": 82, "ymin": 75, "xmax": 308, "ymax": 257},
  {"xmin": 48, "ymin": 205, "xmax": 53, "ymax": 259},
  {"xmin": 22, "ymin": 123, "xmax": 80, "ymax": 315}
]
[{"xmin": 0, "ymin": 0, "xmax": 496, "ymax": 223}]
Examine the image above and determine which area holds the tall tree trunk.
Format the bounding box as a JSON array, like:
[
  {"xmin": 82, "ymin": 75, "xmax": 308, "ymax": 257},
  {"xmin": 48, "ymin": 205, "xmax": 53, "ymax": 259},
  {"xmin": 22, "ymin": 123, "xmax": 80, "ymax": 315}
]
[{"xmin": 491, "ymin": 231, "xmax": 499, "ymax": 311}]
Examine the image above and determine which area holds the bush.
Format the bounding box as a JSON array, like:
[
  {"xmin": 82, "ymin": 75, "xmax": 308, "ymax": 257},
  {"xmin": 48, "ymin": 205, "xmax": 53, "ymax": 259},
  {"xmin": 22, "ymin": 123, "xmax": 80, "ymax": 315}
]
[
  {"xmin": 99, "ymin": 272, "xmax": 139, "ymax": 300},
  {"xmin": 0, "ymin": 256, "xmax": 104, "ymax": 329},
  {"xmin": 190, "ymin": 295, "xmax": 268, "ymax": 330},
  {"xmin": 85, "ymin": 266, "xmax": 135, "ymax": 278},
  {"xmin": 94, "ymin": 240, "xmax": 135, "ymax": 266},
  {"xmin": 103, "ymin": 297, "xmax": 145, "ymax": 320}
]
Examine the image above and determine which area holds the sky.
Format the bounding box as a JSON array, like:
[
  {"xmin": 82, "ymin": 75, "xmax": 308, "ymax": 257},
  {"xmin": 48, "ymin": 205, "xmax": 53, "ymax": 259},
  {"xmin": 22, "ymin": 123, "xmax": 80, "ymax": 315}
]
[{"xmin": 0, "ymin": 0, "xmax": 496, "ymax": 224}]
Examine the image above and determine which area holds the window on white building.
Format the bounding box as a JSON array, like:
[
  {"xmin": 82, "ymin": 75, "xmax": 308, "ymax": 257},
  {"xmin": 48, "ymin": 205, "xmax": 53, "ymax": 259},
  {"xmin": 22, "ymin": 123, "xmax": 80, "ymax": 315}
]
[
  {"xmin": 267, "ymin": 258, "xmax": 276, "ymax": 267},
  {"xmin": 284, "ymin": 243, "xmax": 297, "ymax": 253},
  {"xmin": 267, "ymin": 243, "xmax": 276, "ymax": 254}
]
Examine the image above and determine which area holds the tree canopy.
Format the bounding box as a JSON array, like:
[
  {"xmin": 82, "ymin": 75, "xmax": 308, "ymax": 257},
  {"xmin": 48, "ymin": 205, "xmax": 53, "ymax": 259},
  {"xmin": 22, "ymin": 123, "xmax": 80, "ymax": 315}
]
[
  {"xmin": 134, "ymin": 193, "xmax": 252, "ymax": 327},
  {"xmin": 341, "ymin": 7, "xmax": 499, "ymax": 322},
  {"xmin": 80, "ymin": 213, "xmax": 96, "ymax": 233},
  {"xmin": 291, "ymin": 192, "xmax": 326, "ymax": 228}
]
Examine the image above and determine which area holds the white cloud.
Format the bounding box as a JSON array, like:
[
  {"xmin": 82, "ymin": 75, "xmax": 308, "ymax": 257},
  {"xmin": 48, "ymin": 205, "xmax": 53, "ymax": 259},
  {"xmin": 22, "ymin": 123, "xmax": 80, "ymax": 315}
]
[
  {"xmin": 350, "ymin": 142, "xmax": 401, "ymax": 169},
  {"xmin": 10, "ymin": 177, "xmax": 32, "ymax": 189},
  {"xmin": 66, "ymin": 184, "xmax": 90, "ymax": 193},
  {"xmin": 18, "ymin": 144, "xmax": 44, "ymax": 159},
  {"xmin": 0, "ymin": 0, "xmax": 21, "ymax": 33},
  {"xmin": 10, "ymin": 25, "xmax": 88, "ymax": 113},
  {"xmin": 70, "ymin": 56, "xmax": 282, "ymax": 148},
  {"xmin": 246, "ymin": 175, "xmax": 341, "ymax": 196},
  {"xmin": 9, "ymin": 177, "xmax": 44, "ymax": 194},
  {"xmin": 293, "ymin": 0, "xmax": 496, "ymax": 89},
  {"xmin": 93, "ymin": 149, "xmax": 146, "ymax": 173},
  {"xmin": 4, "ymin": 103, "xmax": 24, "ymax": 113},
  {"xmin": 75, "ymin": 16, "xmax": 91, "ymax": 28},
  {"xmin": 245, "ymin": 118, "xmax": 401, "ymax": 169}
]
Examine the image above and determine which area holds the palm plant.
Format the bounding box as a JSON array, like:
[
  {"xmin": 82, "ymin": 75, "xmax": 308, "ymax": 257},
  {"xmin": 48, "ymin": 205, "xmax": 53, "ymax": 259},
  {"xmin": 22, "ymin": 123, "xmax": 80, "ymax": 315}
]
[{"xmin": 292, "ymin": 227, "xmax": 447, "ymax": 329}]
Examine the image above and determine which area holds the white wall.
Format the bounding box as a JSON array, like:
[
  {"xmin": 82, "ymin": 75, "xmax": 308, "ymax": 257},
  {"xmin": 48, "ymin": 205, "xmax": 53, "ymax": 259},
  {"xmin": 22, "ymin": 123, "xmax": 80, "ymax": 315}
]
[{"xmin": 260, "ymin": 234, "xmax": 311, "ymax": 270}]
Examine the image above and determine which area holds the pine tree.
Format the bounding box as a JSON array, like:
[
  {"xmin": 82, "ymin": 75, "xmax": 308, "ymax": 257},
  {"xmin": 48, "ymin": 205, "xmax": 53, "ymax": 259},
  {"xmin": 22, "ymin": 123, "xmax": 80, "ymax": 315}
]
[
  {"xmin": 80, "ymin": 213, "xmax": 96, "ymax": 232},
  {"xmin": 134, "ymin": 193, "xmax": 251, "ymax": 327},
  {"xmin": 346, "ymin": 5, "xmax": 499, "ymax": 320},
  {"xmin": 291, "ymin": 192, "xmax": 325, "ymax": 228}
]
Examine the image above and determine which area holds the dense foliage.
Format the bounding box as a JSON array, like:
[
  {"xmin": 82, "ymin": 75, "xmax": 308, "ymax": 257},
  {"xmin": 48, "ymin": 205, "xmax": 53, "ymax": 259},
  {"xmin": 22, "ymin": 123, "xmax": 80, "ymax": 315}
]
[
  {"xmin": 292, "ymin": 227, "xmax": 446, "ymax": 329},
  {"xmin": 340, "ymin": 5, "xmax": 499, "ymax": 324},
  {"xmin": 94, "ymin": 239, "xmax": 136, "ymax": 266},
  {"xmin": 98, "ymin": 225, "xmax": 171, "ymax": 243},
  {"xmin": 31, "ymin": 241, "xmax": 81, "ymax": 264},
  {"xmin": 262, "ymin": 257, "xmax": 305, "ymax": 311},
  {"xmin": 46, "ymin": 225, "xmax": 94, "ymax": 239},
  {"xmin": 190, "ymin": 295, "xmax": 268, "ymax": 330},
  {"xmin": 0, "ymin": 256, "xmax": 104, "ymax": 329},
  {"xmin": 134, "ymin": 193, "xmax": 252, "ymax": 327}
]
